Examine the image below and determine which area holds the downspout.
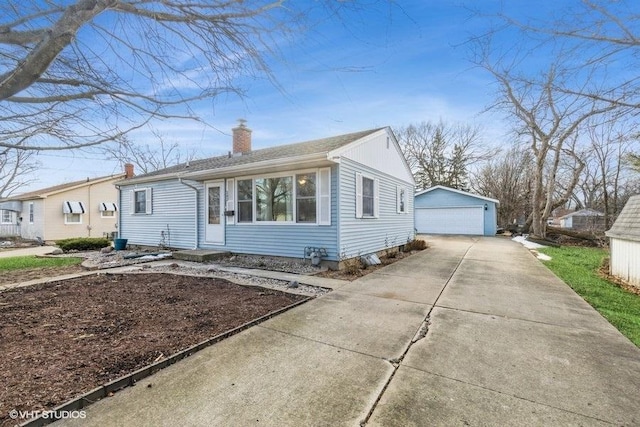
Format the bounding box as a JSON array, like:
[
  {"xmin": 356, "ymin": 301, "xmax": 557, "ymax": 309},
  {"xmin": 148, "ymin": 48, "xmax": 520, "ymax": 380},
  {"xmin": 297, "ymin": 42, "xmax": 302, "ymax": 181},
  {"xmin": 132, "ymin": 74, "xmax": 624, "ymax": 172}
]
[
  {"xmin": 115, "ymin": 184, "xmax": 121, "ymax": 240},
  {"xmin": 179, "ymin": 178, "xmax": 199, "ymax": 249}
]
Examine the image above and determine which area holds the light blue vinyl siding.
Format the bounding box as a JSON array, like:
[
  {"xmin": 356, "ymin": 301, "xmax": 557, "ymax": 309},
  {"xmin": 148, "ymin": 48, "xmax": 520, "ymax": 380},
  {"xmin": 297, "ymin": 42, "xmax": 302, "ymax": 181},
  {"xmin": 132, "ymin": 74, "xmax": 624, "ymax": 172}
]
[
  {"xmin": 198, "ymin": 166, "xmax": 339, "ymax": 260},
  {"xmin": 338, "ymin": 158, "xmax": 415, "ymax": 259},
  {"xmin": 414, "ymin": 188, "xmax": 498, "ymax": 236},
  {"xmin": 119, "ymin": 179, "xmax": 199, "ymax": 249}
]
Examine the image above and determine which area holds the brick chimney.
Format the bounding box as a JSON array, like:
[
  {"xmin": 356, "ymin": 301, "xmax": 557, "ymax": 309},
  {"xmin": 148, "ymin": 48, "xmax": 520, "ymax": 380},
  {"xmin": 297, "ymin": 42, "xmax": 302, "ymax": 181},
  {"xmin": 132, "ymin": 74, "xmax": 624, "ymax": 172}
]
[
  {"xmin": 124, "ymin": 163, "xmax": 134, "ymax": 178},
  {"xmin": 232, "ymin": 119, "xmax": 252, "ymax": 154}
]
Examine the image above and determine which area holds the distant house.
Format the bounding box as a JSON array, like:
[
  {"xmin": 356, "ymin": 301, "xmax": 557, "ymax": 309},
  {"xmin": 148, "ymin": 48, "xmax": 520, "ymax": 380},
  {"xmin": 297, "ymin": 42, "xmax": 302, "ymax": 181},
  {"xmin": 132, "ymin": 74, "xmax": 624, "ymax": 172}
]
[
  {"xmin": 115, "ymin": 124, "xmax": 415, "ymax": 267},
  {"xmin": 558, "ymin": 209, "xmax": 606, "ymax": 231},
  {"xmin": 413, "ymin": 186, "xmax": 499, "ymax": 236},
  {"xmin": 0, "ymin": 165, "xmax": 133, "ymax": 241},
  {"xmin": 605, "ymin": 195, "xmax": 640, "ymax": 289}
]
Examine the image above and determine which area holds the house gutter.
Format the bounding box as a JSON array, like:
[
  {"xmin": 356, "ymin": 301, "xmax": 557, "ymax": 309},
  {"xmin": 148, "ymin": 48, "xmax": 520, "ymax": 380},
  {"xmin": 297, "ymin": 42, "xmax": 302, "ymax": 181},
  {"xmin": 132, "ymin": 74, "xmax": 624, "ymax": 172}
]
[{"xmin": 178, "ymin": 178, "xmax": 199, "ymax": 249}]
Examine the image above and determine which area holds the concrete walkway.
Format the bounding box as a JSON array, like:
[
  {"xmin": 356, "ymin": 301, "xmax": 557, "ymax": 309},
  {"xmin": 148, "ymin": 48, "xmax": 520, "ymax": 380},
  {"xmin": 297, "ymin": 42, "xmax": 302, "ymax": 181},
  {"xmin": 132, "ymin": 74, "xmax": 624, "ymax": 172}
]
[
  {"xmin": 55, "ymin": 236, "xmax": 640, "ymax": 426},
  {"xmin": 0, "ymin": 245, "xmax": 56, "ymax": 258}
]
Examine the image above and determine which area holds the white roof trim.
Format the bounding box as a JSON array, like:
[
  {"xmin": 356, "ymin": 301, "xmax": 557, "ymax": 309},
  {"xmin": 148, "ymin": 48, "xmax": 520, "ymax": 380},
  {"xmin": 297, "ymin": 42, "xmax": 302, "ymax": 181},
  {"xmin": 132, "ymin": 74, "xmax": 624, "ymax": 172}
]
[
  {"xmin": 415, "ymin": 185, "xmax": 499, "ymax": 204},
  {"xmin": 63, "ymin": 201, "xmax": 86, "ymax": 214}
]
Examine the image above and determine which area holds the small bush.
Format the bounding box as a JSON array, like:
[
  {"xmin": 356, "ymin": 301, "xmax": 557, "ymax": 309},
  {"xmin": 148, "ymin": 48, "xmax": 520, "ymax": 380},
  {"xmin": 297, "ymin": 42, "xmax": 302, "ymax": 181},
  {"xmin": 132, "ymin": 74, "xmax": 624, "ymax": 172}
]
[
  {"xmin": 342, "ymin": 257, "xmax": 363, "ymax": 275},
  {"xmin": 56, "ymin": 237, "xmax": 110, "ymax": 252},
  {"xmin": 404, "ymin": 239, "xmax": 427, "ymax": 251}
]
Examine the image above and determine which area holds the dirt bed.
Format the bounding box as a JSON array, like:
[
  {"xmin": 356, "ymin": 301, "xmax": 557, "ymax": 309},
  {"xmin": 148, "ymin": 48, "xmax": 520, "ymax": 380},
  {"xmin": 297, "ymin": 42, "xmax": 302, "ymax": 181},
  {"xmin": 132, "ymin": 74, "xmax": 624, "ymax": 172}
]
[
  {"xmin": 0, "ymin": 265, "xmax": 85, "ymax": 287},
  {"xmin": 0, "ymin": 273, "xmax": 306, "ymax": 427}
]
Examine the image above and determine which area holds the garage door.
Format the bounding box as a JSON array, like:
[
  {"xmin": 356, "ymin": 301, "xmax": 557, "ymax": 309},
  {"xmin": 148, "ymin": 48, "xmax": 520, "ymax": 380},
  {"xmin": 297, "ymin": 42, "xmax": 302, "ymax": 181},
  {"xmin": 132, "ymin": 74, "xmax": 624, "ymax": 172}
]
[{"xmin": 415, "ymin": 206, "xmax": 484, "ymax": 235}]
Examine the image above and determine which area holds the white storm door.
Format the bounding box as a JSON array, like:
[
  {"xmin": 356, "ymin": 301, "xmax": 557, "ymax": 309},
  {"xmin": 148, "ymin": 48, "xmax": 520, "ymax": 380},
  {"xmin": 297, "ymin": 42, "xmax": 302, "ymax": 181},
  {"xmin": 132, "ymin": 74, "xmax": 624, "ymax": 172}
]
[{"xmin": 205, "ymin": 181, "xmax": 225, "ymax": 244}]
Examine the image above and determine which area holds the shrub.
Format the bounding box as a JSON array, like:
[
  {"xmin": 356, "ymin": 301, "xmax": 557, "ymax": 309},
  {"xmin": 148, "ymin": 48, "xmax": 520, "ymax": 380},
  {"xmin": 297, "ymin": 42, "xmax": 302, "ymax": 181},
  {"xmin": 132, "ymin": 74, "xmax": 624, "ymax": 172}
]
[
  {"xmin": 56, "ymin": 237, "xmax": 110, "ymax": 252},
  {"xmin": 342, "ymin": 257, "xmax": 363, "ymax": 275},
  {"xmin": 404, "ymin": 239, "xmax": 427, "ymax": 251}
]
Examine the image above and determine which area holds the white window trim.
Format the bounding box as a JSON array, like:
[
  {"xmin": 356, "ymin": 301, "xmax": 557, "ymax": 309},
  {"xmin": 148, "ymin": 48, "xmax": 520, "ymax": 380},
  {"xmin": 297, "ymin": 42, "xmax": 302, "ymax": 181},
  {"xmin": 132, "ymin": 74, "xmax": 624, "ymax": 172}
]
[
  {"xmin": 101, "ymin": 210, "xmax": 116, "ymax": 218},
  {"xmin": 64, "ymin": 213, "xmax": 83, "ymax": 225},
  {"xmin": 233, "ymin": 168, "xmax": 329, "ymax": 226},
  {"xmin": 356, "ymin": 172, "xmax": 379, "ymax": 219},
  {"xmin": 29, "ymin": 202, "xmax": 34, "ymax": 224},
  {"xmin": 131, "ymin": 188, "xmax": 152, "ymax": 215}
]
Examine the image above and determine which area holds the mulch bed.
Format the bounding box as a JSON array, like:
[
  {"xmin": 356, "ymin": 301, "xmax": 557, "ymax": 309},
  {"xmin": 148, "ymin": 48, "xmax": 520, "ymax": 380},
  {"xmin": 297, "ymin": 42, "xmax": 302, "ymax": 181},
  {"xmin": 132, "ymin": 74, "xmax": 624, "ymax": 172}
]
[{"xmin": 0, "ymin": 273, "xmax": 306, "ymax": 427}]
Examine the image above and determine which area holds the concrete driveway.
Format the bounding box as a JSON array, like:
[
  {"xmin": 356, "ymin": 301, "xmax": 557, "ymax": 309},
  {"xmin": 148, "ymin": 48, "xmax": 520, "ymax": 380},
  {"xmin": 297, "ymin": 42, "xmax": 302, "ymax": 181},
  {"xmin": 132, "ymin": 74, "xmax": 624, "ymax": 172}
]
[{"xmin": 55, "ymin": 236, "xmax": 640, "ymax": 426}]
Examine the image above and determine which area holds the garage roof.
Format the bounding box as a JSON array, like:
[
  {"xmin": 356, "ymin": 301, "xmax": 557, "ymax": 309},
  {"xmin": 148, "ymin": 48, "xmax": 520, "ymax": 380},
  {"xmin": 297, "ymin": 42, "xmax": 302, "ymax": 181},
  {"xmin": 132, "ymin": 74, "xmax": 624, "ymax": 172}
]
[
  {"xmin": 415, "ymin": 185, "xmax": 499, "ymax": 204},
  {"xmin": 606, "ymin": 195, "xmax": 640, "ymax": 242}
]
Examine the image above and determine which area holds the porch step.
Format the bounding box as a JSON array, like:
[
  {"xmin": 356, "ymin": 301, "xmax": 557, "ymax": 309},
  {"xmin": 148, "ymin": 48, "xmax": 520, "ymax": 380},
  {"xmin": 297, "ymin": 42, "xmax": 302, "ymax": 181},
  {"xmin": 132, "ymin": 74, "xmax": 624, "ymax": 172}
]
[{"xmin": 173, "ymin": 249, "xmax": 231, "ymax": 263}]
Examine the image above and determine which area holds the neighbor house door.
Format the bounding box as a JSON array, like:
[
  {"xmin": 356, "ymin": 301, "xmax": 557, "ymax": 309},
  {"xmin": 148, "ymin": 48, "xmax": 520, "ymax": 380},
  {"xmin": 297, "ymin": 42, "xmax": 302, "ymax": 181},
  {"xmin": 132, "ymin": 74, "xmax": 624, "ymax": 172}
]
[{"xmin": 205, "ymin": 181, "xmax": 225, "ymax": 244}]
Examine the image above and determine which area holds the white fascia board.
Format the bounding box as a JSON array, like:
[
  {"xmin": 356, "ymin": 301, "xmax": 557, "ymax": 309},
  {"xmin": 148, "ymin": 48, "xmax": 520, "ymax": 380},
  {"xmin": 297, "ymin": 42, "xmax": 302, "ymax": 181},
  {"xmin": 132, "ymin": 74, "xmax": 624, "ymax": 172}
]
[{"xmin": 415, "ymin": 185, "xmax": 500, "ymax": 204}]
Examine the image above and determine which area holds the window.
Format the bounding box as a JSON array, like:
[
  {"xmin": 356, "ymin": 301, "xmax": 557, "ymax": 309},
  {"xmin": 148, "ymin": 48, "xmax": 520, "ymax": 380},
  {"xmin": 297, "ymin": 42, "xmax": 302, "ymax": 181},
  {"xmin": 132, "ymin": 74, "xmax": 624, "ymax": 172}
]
[
  {"xmin": 65, "ymin": 213, "xmax": 82, "ymax": 224},
  {"xmin": 99, "ymin": 202, "xmax": 117, "ymax": 218},
  {"xmin": 397, "ymin": 186, "xmax": 406, "ymax": 213},
  {"xmin": 29, "ymin": 203, "xmax": 34, "ymax": 224},
  {"xmin": 1, "ymin": 210, "xmax": 12, "ymax": 224},
  {"xmin": 255, "ymin": 177, "xmax": 293, "ymax": 222},
  {"xmin": 355, "ymin": 173, "xmax": 379, "ymax": 219},
  {"xmin": 235, "ymin": 168, "xmax": 330, "ymax": 225},
  {"xmin": 296, "ymin": 173, "xmax": 316, "ymax": 223},
  {"xmin": 237, "ymin": 179, "xmax": 253, "ymax": 223},
  {"xmin": 131, "ymin": 189, "xmax": 152, "ymax": 214},
  {"xmin": 362, "ymin": 177, "xmax": 375, "ymax": 217}
]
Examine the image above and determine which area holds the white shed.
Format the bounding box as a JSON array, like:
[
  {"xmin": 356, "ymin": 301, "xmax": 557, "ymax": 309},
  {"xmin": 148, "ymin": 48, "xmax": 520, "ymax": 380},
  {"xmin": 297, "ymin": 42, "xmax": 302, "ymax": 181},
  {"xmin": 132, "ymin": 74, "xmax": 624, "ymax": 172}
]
[{"xmin": 605, "ymin": 195, "xmax": 640, "ymax": 289}]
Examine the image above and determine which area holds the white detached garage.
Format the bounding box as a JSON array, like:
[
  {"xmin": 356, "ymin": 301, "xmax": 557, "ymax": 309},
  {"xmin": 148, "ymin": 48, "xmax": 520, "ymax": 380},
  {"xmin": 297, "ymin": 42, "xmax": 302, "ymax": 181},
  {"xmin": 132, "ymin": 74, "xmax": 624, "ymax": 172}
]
[{"xmin": 414, "ymin": 186, "xmax": 499, "ymax": 236}]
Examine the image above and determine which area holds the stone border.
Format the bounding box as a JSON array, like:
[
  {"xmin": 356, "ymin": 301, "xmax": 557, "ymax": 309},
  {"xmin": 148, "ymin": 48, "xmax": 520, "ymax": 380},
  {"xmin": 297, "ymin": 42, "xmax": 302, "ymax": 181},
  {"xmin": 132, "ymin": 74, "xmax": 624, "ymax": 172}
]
[{"xmin": 20, "ymin": 297, "xmax": 311, "ymax": 427}]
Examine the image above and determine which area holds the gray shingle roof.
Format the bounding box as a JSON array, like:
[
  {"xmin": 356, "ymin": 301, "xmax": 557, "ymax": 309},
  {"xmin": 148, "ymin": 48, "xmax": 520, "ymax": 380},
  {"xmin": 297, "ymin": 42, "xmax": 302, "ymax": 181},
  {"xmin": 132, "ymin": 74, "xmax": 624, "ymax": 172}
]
[
  {"xmin": 606, "ymin": 195, "xmax": 640, "ymax": 242},
  {"xmin": 1, "ymin": 173, "xmax": 125, "ymax": 201},
  {"xmin": 126, "ymin": 128, "xmax": 384, "ymax": 183}
]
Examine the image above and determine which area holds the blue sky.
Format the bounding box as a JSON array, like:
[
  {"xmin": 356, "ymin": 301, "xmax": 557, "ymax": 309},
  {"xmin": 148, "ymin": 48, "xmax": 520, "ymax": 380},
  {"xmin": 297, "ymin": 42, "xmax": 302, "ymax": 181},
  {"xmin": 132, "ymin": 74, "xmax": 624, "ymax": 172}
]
[{"xmin": 28, "ymin": 1, "xmax": 547, "ymax": 190}]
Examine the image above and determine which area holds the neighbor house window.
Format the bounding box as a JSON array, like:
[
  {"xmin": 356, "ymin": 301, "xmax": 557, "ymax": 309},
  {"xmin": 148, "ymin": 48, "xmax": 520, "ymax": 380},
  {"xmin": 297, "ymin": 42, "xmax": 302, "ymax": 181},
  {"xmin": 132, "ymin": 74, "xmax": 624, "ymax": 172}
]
[
  {"xmin": 131, "ymin": 189, "xmax": 152, "ymax": 214},
  {"xmin": 64, "ymin": 213, "xmax": 82, "ymax": 224},
  {"xmin": 237, "ymin": 179, "xmax": 253, "ymax": 223},
  {"xmin": 99, "ymin": 202, "xmax": 117, "ymax": 218},
  {"xmin": 355, "ymin": 173, "xmax": 379, "ymax": 219},
  {"xmin": 296, "ymin": 173, "xmax": 316, "ymax": 223},
  {"xmin": 1, "ymin": 210, "xmax": 11, "ymax": 224},
  {"xmin": 29, "ymin": 203, "xmax": 34, "ymax": 224}
]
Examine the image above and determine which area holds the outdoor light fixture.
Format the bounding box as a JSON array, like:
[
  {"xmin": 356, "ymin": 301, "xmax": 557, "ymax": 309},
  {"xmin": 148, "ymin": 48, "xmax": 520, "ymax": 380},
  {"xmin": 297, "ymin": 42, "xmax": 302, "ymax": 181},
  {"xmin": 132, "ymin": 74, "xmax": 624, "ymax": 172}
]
[{"xmin": 484, "ymin": 203, "xmax": 488, "ymax": 211}]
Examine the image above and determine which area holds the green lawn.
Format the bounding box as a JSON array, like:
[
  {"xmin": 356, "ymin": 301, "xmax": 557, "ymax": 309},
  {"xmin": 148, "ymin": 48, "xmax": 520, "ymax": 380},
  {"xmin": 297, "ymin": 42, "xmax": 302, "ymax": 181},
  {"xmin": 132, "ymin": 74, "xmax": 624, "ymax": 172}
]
[
  {"xmin": 539, "ymin": 246, "xmax": 640, "ymax": 347},
  {"xmin": 0, "ymin": 255, "xmax": 82, "ymax": 271}
]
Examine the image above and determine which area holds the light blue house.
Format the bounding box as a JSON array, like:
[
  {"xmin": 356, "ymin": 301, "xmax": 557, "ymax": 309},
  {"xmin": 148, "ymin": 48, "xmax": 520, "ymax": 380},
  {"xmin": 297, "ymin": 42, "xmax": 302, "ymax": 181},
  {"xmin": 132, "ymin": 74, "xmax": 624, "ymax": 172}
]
[
  {"xmin": 414, "ymin": 185, "xmax": 499, "ymax": 236},
  {"xmin": 116, "ymin": 124, "xmax": 415, "ymax": 266}
]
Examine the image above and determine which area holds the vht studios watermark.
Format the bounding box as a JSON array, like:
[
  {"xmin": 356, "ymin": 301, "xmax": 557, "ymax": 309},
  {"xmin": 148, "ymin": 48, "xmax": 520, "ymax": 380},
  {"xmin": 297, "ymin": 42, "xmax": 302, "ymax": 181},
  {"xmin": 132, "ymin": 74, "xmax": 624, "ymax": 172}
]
[{"xmin": 8, "ymin": 409, "xmax": 86, "ymax": 421}]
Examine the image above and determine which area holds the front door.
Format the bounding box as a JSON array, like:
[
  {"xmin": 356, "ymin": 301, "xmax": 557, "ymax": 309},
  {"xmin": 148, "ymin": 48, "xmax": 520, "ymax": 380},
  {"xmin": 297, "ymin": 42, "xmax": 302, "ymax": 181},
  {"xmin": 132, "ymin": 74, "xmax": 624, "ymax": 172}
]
[{"xmin": 205, "ymin": 181, "xmax": 225, "ymax": 244}]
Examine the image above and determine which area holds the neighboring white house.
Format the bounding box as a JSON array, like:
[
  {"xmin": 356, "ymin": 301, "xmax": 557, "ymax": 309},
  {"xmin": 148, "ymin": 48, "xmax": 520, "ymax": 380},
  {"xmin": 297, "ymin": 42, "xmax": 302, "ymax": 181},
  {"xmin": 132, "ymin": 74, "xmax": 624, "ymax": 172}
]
[
  {"xmin": 116, "ymin": 123, "xmax": 415, "ymax": 267},
  {"xmin": 605, "ymin": 195, "xmax": 640, "ymax": 289},
  {"xmin": 0, "ymin": 165, "xmax": 133, "ymax": 241},
  {"xmin": 413, "ymin": 185, "xmax": 499, "ymax": 236}
]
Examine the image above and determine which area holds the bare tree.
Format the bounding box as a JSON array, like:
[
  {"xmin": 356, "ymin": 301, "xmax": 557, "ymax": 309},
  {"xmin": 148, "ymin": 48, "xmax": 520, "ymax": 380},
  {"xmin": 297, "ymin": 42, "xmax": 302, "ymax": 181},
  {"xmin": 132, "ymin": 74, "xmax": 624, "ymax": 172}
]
[
  {"xmin": 0, "ymin": 149, "xmax": 38, "ymax": 198},
  {"xmin": 102, "ymin": 130, "xmax": 199, "ymax": 174},
  {"xmin": 395, "ymin": 121, "xmax": 494, "ymax": 191},
  {"xmin": 0, "ymin": 0, "xmax": 365, "ymax": 193},
  {"xmin": 493, "ymin": 0, "xmax": 640, "ymax": 109},
  {"xmin": 574, "ymin": 115, "xmax": 635, "ymax": 228},
  {"xmin": 472, "ymin": 145, "xmax": 533, "ymax": 229}
]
